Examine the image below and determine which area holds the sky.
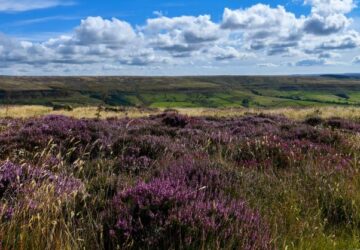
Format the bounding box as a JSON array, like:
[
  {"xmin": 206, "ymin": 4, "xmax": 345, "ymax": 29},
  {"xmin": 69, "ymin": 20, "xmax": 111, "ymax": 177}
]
[{"xmin": 0, "ymin": 0, "xmax": 359, "ymax": 75}]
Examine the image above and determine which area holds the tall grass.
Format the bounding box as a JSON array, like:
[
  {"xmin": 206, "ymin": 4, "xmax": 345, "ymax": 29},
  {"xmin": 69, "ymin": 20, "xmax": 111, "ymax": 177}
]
[
  {"xmin": 2, "ymin": 105, "xmax": 360, "ymax": 120},
  {"xmin": 1, "ymin": 111, "xmax": 360, "ymax": 249}
]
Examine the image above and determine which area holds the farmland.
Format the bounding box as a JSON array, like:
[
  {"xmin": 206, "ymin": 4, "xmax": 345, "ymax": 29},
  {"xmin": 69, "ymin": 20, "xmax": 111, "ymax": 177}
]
[
  {"xmin": 1, "ymin": 75, "xmax": 360, "ymax": 108},
  {"xmin": 1, "ymin": 107, "xmax": 360, "ymax": 249}
]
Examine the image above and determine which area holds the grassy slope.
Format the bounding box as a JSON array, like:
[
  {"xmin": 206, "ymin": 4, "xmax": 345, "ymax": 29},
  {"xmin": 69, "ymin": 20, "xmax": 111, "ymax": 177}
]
[{"xmin": 0, "ymin": 75, "xmax": 360, "ymax": 108}]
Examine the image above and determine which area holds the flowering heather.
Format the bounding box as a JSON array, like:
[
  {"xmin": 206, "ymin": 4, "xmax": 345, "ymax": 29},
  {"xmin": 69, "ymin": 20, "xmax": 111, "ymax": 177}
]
[
  {"xmin": 0, "ymin": 112, "xmax": 360, "ymax": 249},
  {"xmin": 0, "ymin": 115, "xmax": 126, "ymax": 160},
  {"xmin": 107, "ymin": 158, "xmax": 272, "ymax": 249},
  {"xmin": 0, "ymin": 161, "xmax": 23, "ymax": 198},
  {"xmin": 231, "ymin": 135, "xmax": 351, "ymax": 170},
  {"xmin": 0, "ymin": 161, "xmax": 83, "ymax": 220}
]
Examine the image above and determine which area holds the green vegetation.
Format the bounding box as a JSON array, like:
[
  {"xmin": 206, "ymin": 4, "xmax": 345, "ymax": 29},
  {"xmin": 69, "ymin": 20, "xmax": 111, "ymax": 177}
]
[{"xmin": 1, "ymin": 75, "xmax": 360, "ymax": 108}]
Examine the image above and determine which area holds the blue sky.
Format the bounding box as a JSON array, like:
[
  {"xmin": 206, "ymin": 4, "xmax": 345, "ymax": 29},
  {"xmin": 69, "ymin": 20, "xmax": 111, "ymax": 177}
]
[{"xmin": 0, "ymin": 0, "xmax": 359, "ymax": 75}]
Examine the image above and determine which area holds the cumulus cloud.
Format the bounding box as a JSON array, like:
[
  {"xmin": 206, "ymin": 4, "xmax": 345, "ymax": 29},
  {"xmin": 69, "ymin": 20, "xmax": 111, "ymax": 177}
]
[
  {"xmin": 304, "ymin": 0, "xmax": 356, "ymax": 16},
  {"xmin": 316, "ymin": 31, "xmax": 360, "ymax": 50},
  {"xmin": 0, "ymin": 34, "xmax": 49, "ymax": 65},
  {"xmin": 221, "ymin": 4, "xmax": 301, "ymax": 31},
  {"xmin": 74, "ymin": 17, "xmax": 136, "ymax": 45},
  {"xmin": 221, "ymin": 1, "xmax": 357, "ymax": 42},
  {"xmin": 118, "ymin": 49, "xmax": 170, "ymax": 66},
  {"xmin": 303, "ymin": 0, "xmax": 356, "ymax": 35},
  {"xmin": 144, "ymin": 15, "xmax": 224, "ymax": 56},
  {"xmin": 0, "ymin": 16, "xmax": 142, "ymax": 67},
  {"xmin": 219, "ymin": 0, "xmax": 360, "ymax": 61},
  {"xmin": 0, "ymin": 0, "xmax": 74, "ymax": 12},
  {"xmin": 221, "ymin": 4, "xmax": 305, "ymax": 56},
  {"xmin": 205, "ymin": 46, "xmax": 252, "ymax": 61},
  {"xmin": 303, "ymin": 13, "xmax": 350, "ymax": 35}
]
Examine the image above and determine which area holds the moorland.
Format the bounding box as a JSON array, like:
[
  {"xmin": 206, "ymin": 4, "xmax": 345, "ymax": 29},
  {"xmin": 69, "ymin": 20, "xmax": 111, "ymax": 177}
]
[{"xmin": 1, "ymin": 75, "xmax": 360, "ymax": 249}]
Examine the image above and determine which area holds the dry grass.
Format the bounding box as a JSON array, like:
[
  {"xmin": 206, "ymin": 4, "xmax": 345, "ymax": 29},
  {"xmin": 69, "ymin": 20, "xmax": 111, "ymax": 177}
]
[
  {"xmin": 0, "ymin": 106, "xmax": 161, "ymax": 119},
  {"xmin": 1, "ymin": 105, "xmax": 360, "ymax": 120},
  {"xmin": 177, "ymin": 107, "xmax": 360, "ymax": 120}
]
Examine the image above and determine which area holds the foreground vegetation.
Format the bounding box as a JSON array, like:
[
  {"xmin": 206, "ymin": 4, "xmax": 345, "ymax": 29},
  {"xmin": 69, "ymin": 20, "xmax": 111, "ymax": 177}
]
[
  {"xmin": 1, "ymin": 108, "xmax": 360, "ymax": 249},
  {"xmin": 1, "ymin": 75, "xmax": 360, "ymax": 108}
]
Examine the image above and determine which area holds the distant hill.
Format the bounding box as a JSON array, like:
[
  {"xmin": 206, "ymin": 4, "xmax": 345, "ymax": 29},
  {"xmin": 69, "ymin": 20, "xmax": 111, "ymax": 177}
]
[
  {"xmin": 0, "ymin": 75, "xmax": 360, "ymax": 108},
  {"xmin": 319, "ymin": 74, "xmax": 360, "ymax": 79}
]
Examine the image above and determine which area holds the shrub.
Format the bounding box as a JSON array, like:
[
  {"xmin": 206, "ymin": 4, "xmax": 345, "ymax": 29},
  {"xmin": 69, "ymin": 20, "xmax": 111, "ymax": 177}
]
[
  {"xmin": 162, "ymin": 113, "xmax": 190, "ymax": 128},
  {"xmin": 0, "ymin": 161, "xmax": 83, "ymax": 221},
  {"xmin": 305, "ymin": 117, "xmax": 323, "ymax": 126},
  {"xmin": 325, "ymin": 118, "xmax": 360, "ymax": 132},
  {"xmin": 105, "ymin": 159, "xmax": 272, "ymax": 249},
  {"xmin": 0, "ymin": 115, "xmax": 127, "ymax": 160}
]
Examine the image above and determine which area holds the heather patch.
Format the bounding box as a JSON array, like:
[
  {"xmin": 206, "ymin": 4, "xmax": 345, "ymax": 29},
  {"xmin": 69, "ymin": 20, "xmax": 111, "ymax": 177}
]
[{"xmin": 0, "ymin": 113, "xmax": 359, "ymax": 249}]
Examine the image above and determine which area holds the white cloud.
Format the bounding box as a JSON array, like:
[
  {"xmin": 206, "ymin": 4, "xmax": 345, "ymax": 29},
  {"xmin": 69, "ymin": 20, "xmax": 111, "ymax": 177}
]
[
  {"xmin": 302, "ymin": 0, "xmax": 355, "ymax": 35},
  {"xmin": 205, "ymin": 46, "xmax": 253, "ymax": 61},
  {"xmin": 75, "ymin": 17, "xmax": 136, "ymax": 45},
  {"xmin": 118, "ymin": 48, "xmax": 171, "ymax": 66},
  {"xmin": 304, "ymin": 0, "xmax": 356, "ymax": 16},
  {"xmin": 316, "ymin": 31, "xmax": 360, "ymax": 50},
  {"xmin": 221, "ymin": 4, "xmax": 301, "ymax": 31},
  {"xmin": 0, "ymin": 0, "xmax": 74, "ymax": 12},
  {"xmin": 303, "ymin": 13, "xmax": 350, "ymax": 35},
  {"xmin": 144, "ymin": 15, "xmax": 224, "ymax": 57},
  {"xmin": 221, "ymin": 4, "xmax": 306, "ymax": 57}
]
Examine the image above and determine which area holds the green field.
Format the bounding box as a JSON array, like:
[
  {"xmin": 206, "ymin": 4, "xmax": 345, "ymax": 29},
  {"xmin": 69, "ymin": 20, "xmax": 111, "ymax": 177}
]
[{"xmin": 1, "ymin": 75, "xmax": 360, "ymax": 108}]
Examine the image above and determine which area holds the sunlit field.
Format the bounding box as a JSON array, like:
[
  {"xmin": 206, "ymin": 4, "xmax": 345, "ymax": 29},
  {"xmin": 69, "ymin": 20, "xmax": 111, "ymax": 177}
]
[
  {"xmin": 2, "ymin": 105, "xmax": 360, "ymax": 120},
  {"xmin": 1, "ymin": 106, "xmax": 360, "ymax": 249}
]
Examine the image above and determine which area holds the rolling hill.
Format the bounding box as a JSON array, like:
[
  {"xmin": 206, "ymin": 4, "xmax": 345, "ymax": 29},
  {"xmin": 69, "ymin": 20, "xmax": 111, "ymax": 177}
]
[{"xmin": 1, "ymin": 75, "xmax": 360, "ymax": 108}]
